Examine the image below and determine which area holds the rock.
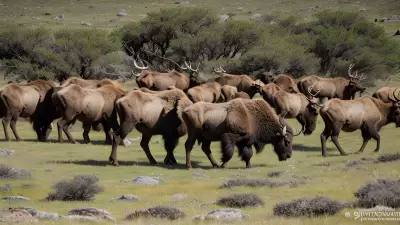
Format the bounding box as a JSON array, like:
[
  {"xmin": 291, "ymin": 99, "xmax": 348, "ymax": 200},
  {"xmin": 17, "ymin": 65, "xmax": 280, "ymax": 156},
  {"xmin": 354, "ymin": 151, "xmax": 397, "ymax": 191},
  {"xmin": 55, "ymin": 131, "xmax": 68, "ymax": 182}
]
[
  {"xmin": 0, "ymin": 184, "xmax": 11, "ymax": 192},
  {"xmin": 123, "ymin": 139, "xmax": 132, "ymax": 146},
  {"xmin": 35, "ymin": 211, "xmax": 60, "ymax": 220},
  {"xmin": 61, "ymin": 215, "xmax": 102, "ymax": 222},
  {"xmin": 250, "ymin": 14, "xmax": 262, "ymax": 20},
  {"xmin": 15, "ymin": 207, "xmax": 37, "ymax": 216},
  {"xmin": 170, "ymin": 193, "xmax": 188, "ymax": 201},
  {"xmin": 237, "ymin": 7, "xmax": 243, "ymax": 11},
  {"xmin": 0, "ymin": 149, "xmax": 14, "ymax": 156},
  {"xmin": 2, "ymin": 196, "xmax": 31, "ymax": 202},
  {"xmin": 114, "ymin": 194, "xmax": 140, "ymax": 201},
  {"xmin": 194, "ymin": 208, "xmax": 249, "ymax": 221},
  {"xmin": 131, "ymin": 176, "xmax": 164, "ymax": 185},
  {"xmin": 0, "ymin": 208, "xmax": 37, "ymax": 223},
  {"xmin": 359, "ymin": 205, "xmax": 394, "ymax": 212},
  {"xmin": 120, "ymin": 9, "xmax": 127, "ymax": 12},
  {"xmin": 68, "ymin": 207, "xmax": 116, "ymax": 222},
  {"xmin": 56, "ymin": 14, "xmax": 64, "ymax": 19},
  {"xmin": 359, "ymin": 7, "xmax": 367, "ymax": 11},
  {"xmin": 117, "ymin": 12, "xmax": 127, "ymax": 17},
  {"xmin": 219, "ymin": 14, "xmax": 230, "ymax": 21},
  {"xmin": 81, "ymin": 21, "xmax": 92, "ymax": 26}
]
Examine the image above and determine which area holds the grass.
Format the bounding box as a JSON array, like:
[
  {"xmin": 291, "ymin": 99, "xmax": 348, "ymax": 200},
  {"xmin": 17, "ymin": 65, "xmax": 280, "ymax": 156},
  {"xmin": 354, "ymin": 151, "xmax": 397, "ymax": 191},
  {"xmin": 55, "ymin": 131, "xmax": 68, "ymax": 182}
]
[{"xmin": 0, "ymin": 0, "xmax": 399, "ymax": 34}]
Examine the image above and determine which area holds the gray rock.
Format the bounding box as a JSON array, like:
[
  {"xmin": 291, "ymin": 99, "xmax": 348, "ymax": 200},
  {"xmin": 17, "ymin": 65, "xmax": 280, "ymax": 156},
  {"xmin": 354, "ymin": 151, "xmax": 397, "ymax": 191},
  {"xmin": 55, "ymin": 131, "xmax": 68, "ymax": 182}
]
[
  {"xmin": 131, "ymin": 176, "xmax": 164, "ymax": 185},
  {"xmin": 114, "ymin": 194, "xmax": 140, "ymax": 201},
  {"xmin": 359, "ymin": 205, "xmax": 394, "ymax": 212},
  {"xmin": 15, "ymin": 207, "xmax": 37, "ymax": 216},
  {"xmin": 359, "ymin": 7, "xmax": 367, "ymax": 11},
  {"xmin": 81, "ymin": 21, "xmax": 92, "ymax": 26},
  {"xmin": 0, "ymin": 184, "xmax": 11, "ymax": 192},
  {"xmin": 61, "ymin": 215, "xmax": 101, "ymax": 222},
  {"xmin": 219, "ymin": 14, "xmax": 230, "ymax": 21},
  {"xmin": 0, "ymin": 148, "xmax": 14, "ymax": 156},
  {"xmin": 170, "ymin": 193, "xmax": 188, "ymax": 201},
  {"xmin": 68, "ymin": 207, "xmax": 116, "ymax": 222},
  {"xmin": 194, "ymin": 208, "xmax": 249, "ymax": 221},
  {"xmin": 56, "ymin": 14, "xmax": 64, "ymax": 19},
  {"xmin": 2, "ymin": 196, "xmax": 31, "ymax": 201},
  {"xmin": 0, "ymin": 208, "xmax": 37, "ymax": 223},
  {"xmin": 117, "ymin": 12, "xmax": 127, "ymax": 17},
  {"xmin": 35, "ymin": 212, "xmax": 60, "ymax": 220},
  {"xmin": 120, "ymin": 9, "xmax": 127, "ymax": 12},
  {"xmin": 237, "ymin": 7, "xmax": 243, "ymax": 11},
  {"xmin": 250, "ymin": 14, "xmax": 262, "ymax": 20}
]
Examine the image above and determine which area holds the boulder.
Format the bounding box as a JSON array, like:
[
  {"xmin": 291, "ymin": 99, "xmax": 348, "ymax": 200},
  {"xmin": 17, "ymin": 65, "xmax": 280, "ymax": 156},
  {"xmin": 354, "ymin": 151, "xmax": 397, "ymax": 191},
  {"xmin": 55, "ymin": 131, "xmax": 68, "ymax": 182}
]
[
  {"xmin": 0, "ymin": 208, "xmax": 37, "ymax": 223},
  {"xmin": 131, "ymin": 176, "xmax": 164, "ymax": 185},
  {"xmin": 117, "ymin": 12, "xmax": 127, "ymax": 17},
  {"xmin": 2, "ymin": 196, "xmax": 31, "ymax": 201},
  {"xmin": 35, "ymin": 211, "xmax": 60, "ymax": 220},
  {"xmin": 114, "ymin": 194, "xmax": 140, "ymax": 201},
  {"xmin": 68, "ymin": 207, "xmax": 115, "ymax": 222},
  {"xmin": 194, "ymin": 208, "xmax": 249, "ymax": 221}
]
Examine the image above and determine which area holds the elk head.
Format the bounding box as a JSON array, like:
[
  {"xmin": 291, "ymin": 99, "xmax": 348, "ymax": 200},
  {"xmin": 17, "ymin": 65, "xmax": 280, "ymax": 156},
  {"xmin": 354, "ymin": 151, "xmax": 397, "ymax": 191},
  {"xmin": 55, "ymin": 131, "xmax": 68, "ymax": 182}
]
[
  {"xmin": 302, "ymin": 82, "xmax": 323, "ymax": 135},
  {"xmin": 213, "ymin": 65, "xmax": 226, "ymax": 75},
  {"xmin": 347, "ymin": 63, "xmax": 367, "ymax": 95},
  {"xmin": 261, "ymin": 70, "xmax": 276, "ymax": 84},
  {"xmin": 390, "ymin": 88, "xmax": 400, "ymax": 127}
]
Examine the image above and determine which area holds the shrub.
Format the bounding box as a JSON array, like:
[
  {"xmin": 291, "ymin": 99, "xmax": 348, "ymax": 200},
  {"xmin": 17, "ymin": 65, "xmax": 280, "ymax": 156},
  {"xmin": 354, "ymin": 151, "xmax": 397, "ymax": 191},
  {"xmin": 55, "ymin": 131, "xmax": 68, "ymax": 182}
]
[
  {"xmin": 125, "ymin": 206, "xmax": 185, "ymax": 220},
  {"xmin": 220, "ymin": 178, "xmax": 304, "ymax": 189},
  {"xmin": 273, "ymin": 196, "xmax": 344, "ymax": 217},
  {"xmin": 267, "ymin": 171, "xmax": 283, "ymax": 177},
  {"xmin": 217, "ymin": 193, "xmax": 265, "ymax": 208},
  {"xmin": 354, "ymin": 179, "xmax": 400, "ymax": 208},
  {"xmin": 0, "ymin": 165, "xmax": 31, "ymax": 179},
  {"xmin": 376, "ymin": 153, "xmax": 400, "ymax": 163},
  {"xmin": 46, "ymin": 175, "xmax": 103, "ymax": 201}
]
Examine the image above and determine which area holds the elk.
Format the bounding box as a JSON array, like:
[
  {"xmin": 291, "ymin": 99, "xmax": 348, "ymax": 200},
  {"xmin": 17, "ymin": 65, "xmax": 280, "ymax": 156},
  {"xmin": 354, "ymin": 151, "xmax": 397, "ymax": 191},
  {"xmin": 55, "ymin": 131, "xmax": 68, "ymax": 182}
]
[
  {"xmin": 182, "ymin": 98, "xmax": 300, "ymax": 169},
  {"xmin": 372, "ymin": 87, "xmax": 398, "ymax": 103},
  {"xmin": 186, "ymin": 82, "xmax": 223, "ymax": 103},
  {"xmin": 297, "ymin": 64, "xmax": 367, "ymax": 101},
  {"xmin": 319, "ymin": 88, "xmax": 400, "ymax": 156},
  {"xmin": 261, "ymin": 72, "xmax": 299, "ymax": 93}
]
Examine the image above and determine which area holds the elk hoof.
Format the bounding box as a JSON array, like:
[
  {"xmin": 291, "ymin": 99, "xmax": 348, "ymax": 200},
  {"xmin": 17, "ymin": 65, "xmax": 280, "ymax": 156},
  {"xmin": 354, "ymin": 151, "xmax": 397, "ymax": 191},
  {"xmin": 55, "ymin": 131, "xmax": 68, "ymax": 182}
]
[
  {"xmin": 112, "ymin": 161, "xmax": 119, "ymax": 166},
  {"xmin": 373, "ymin": 149, "xmax": 379, "ymax": 152},
  {"xmin": 341, "ymin": 153, "xmax": 348, "ymax": 156},
  {"xmin": 355, "ymin": 151, "xmax": 363, "ymax": 154},
  {"xmin": 212, "ymin": 164, "xmax": 219, "ymax": 168}
]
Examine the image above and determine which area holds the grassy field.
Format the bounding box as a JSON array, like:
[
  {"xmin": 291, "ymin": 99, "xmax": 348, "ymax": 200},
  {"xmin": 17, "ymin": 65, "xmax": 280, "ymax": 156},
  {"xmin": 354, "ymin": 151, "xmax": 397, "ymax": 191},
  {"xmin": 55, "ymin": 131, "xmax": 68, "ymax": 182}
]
[
  {"xmin": 0, "ymin": 0, "xmax": 399, "ymax": 33},
  {"xmin": 0, "ymin": 77, "xmax": 399, "ymax": 224}
]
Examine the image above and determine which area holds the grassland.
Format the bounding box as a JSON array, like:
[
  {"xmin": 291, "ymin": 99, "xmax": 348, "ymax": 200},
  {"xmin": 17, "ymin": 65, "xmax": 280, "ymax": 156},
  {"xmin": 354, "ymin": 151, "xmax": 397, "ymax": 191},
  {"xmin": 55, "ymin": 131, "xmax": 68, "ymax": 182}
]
[{"xmin": 0, "ymin": 76, "xmax": 399, "ymax": 224}]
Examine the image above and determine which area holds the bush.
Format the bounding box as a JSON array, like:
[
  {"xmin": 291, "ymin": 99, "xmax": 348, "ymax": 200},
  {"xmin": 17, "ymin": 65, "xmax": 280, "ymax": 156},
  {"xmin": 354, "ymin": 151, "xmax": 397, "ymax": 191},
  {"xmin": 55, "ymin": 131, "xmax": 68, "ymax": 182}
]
[
  {"xmin": 46, "ymin": 175, "xmax": 103, "ymax": 201},
  {"xmin": 220, "ymin": 178, "xmax": 304, "ymax": 189},
  {"xmin": 376, "ymin": 153, "xmax": 400, "ymax": 163},
  {"xmin": 273, "ymin": 196, "xmax": 344, "ymax": 217},
  {"xmin": 217, "ymin": 193, "xmax": 265, "ymax": 208},
  {"xmin": 0, "ymin": 165, "xmax": 31, "ymax": 179},
  {"xmin": 267, "ymin": 171, "xmax": 283, "ymax": 177},
  {"xmin": 125, "ymin": 206, "xmax": 185, "ymax": 220},
  {"xmin": 354, "ymin": 179, "xmax": 400, "ymax": 208}
]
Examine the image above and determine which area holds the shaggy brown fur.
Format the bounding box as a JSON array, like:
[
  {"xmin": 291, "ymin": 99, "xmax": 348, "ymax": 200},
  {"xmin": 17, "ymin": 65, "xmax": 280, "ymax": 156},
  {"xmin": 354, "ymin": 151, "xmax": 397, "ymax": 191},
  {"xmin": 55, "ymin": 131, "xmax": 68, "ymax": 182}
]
[
  {"xmin": 0, "ymin": 80, "xmax": 58, "ymax": 141},
  {"xmin": 215, "ymin": 74, "xmax": 262, "ymax": 98},
  {"xmin": 61, "ymin": 77, "xmax": 124, "ymax": 92},
  {"xmin": 135, "ymin": 70, "xmax": 193, "ymax": 91},
  {"xmin": 297, "ymin": 75, "xmax": 366, "ymax": 100},
  {"xmin": 186, "ymin": 82, "xmax": 223, "ymax": 103},
  {"xmin": 109, "ymin": 88, "xmax": 193, "ymax": 166},
  {"xmin": 267, "ymin": 74, "xmax": 299, "ymax": 93},
  {"xmin": 372, "ymin": 87, "xmax": 399, "ymax": 103},
  {"xmin": 182, "ymin": 98, "xmax": 296, "ymax": 168},
  {"xmin": 52, "ymin": 84, "xmax": 125, "ymax": 144},
  {"xmin": 259, "ymin": 83, "xmax": 283, "ymax": 105},
  {"xmin": 320, "ymin": 96, "xmax": 400, "ymax": 156}
]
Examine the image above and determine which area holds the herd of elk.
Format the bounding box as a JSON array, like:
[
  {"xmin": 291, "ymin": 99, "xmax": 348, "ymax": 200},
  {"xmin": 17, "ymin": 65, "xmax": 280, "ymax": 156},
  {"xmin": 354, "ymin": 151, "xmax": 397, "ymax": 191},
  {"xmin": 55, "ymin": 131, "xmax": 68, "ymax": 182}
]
[{"xmin": 1, "ymin": 58, "xmax": 399, "ymax": 168}]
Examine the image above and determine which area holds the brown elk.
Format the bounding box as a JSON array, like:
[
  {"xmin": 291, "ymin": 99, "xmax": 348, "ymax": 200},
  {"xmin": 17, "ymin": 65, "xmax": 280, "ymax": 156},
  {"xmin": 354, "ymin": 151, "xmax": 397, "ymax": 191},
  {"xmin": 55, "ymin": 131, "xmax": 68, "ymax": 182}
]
[
  {"xmin": 221, "ymin": 85, "xmax": 251, "ymax": 101},
  {"xmin": 213, "ymin": 66, "xmax": 263, "ymax": 98},
  {"xmin": 186, "ymin": 82, "xmax": 223, "ymax": 103},
  {"xmin": 182, "ymin": 98, "xmax": 300, "ymax": 169},
  {"xmin": 109, "ymin": 88, "xmax": 193, "ymax": 166},
  {"xmin": 372, "ymin": 87, "xmax": 398, "ymax": 103},
  {"xmin": 0, "ymin": 80, "xmax": 59, "ymax": 141},
  {"xmin": 267, "ymin": 83, "xmax": 321, "ymax": 135},
  {"xmin": 319, "ymin": 88, "xmax": 400, "ymax": 156},
  {"xmin": 297, "ymin": 64, "xmax": 367, "ymax": 100},
  {"xmin": 261, "ymin": 72, "xmax": 299, "ymax": 93},
  {"xmin": 60, "ymin": 77, "xmax": 125, "ymax": 92},
  {"xmin": 52, "ymin": 84, "xmax": 125, "ymax": 144}
]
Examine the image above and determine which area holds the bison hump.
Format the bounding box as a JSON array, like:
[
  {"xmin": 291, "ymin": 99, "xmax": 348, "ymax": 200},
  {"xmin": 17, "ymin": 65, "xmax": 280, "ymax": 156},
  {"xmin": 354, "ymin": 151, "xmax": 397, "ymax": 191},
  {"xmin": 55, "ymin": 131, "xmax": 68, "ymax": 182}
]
[{"xmin": 226, "ymin": 100, "xmax": 251, "ymax": 134}]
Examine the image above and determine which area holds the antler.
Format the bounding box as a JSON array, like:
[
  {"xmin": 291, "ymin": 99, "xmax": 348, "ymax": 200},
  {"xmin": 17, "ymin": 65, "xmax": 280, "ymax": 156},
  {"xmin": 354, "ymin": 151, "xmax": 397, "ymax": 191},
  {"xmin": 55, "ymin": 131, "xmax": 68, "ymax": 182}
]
[
  {"xmin": 305, "ymin": 82, "xmax": 324, "ymax": 107},
  {"xmin": 348, "ymin": 63, "xmax": 366, "ymax": 81},
  {"xmin": 184, "ymin": 61, "xmax": 200, "ymax": 73},
  {"xmin": 214, "ymin": 65, "xmax": 226, "ymax": 74},
  {"xmin": 142, "ymin": 49, "xmax": 188, "ymax": 71}
]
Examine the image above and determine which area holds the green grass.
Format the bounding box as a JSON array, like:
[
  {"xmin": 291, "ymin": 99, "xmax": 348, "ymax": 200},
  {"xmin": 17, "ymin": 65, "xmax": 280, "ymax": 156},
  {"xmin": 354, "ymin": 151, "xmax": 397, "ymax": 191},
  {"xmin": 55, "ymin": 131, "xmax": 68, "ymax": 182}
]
[{"xmin": 0, "ymin": 0, "xmax": 399, "ymax": 33}]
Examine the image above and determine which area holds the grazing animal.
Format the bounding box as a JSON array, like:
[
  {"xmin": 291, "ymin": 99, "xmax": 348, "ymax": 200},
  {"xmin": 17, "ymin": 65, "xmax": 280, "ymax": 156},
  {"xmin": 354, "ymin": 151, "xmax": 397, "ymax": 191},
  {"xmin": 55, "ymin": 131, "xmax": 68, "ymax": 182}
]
[
  {"xmin": 297, "ymin": 64, "xmax": 366, "ymax": 100},
  {"xmin": 182, "ymin": 98, "xmax": 299, "ymax": 169},
  {"xmin": 319, "ymin": 91, "xmax": 400, "ymax": 156},
  {"xmin": 214, "ymin": 66, "xmax": 263, "ymax": 98},
  {"xmin": 109, "ymin": 88, "xmax": 193, "ymax": 166},
  {"xmin": 0, "ymin": 80, "xmax": 58, "ymax": 141},
  {"xmin": 186, "ymin": 82, "xmax": 223, "ymax": 103},
  {"xmin": 372, "ymin": 87, "xmax": 398, "ymax": 103},
  {"xmin": 52, "ymin": 84, "xmax": 125, "ymax": 144},
  {"xmin": 60, "ymin": 77, "xmax": 125, "ymax": 92},
  {"xmin": 258, "ymin": 83, "xmax": 283, "ymax": 105},
  {"xmin": 221, "ymin": 85, "xmax": 251, "ymax": 101},
  {"xmin": 262, "ymin": 73, "xmax": 299, "ymax": 93}
]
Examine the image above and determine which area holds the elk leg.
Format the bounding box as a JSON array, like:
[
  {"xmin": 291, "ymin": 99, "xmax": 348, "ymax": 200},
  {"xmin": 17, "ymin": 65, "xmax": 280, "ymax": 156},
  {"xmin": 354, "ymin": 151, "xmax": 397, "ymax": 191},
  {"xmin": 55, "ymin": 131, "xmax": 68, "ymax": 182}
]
[
  {"xmin": 110, "ymin": 121, "xmax": 134, "ymax": 166},
  {"xmin": 320, "ymin": 126, "xmax": 332, "ymax": 157},
  {"xmin": 357, "ymin": 126, "xmax": 371, "ymax": 153},
  {"xmin": 330, "ymin": 123, "xmax": 347, "ymax": 156},
  {"xmin": 184, "ymin": 132, "xmax": 197, "ymax": 169},
  {"xmin": 369, "ymin": 127, "xmax": 381, "ymax": 152},
  {"xmin": 2, "ymin": 116, "xmax": 11, "ymax": 141},
  {"xmin": 140, "ymin": 134, "xmax": 157, "ymax": 165},
  {"xmin": 201, "ymin": 140, "xmax": 219, "ymax": 168},
  {"xmin": 163, "ymin": 137, "xmax": 178, "ymax": 165},
  {"xmin": 101, "ymin": 121, "xmax": 112, "ymax": 145},
  {"xmin": 82, "ymin": 123, "xmax": 91, "ymax": 144},
  {"xmin": 43, "ymin": 123, "xmax": 53, "ymax": 141},
  {"xmin": 10, "ymin": 115, "xmax": 21, "ymax": 141},
  {"xmin": 220, "ymin": 133, "xmax": 236, "ymax": 168}
]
